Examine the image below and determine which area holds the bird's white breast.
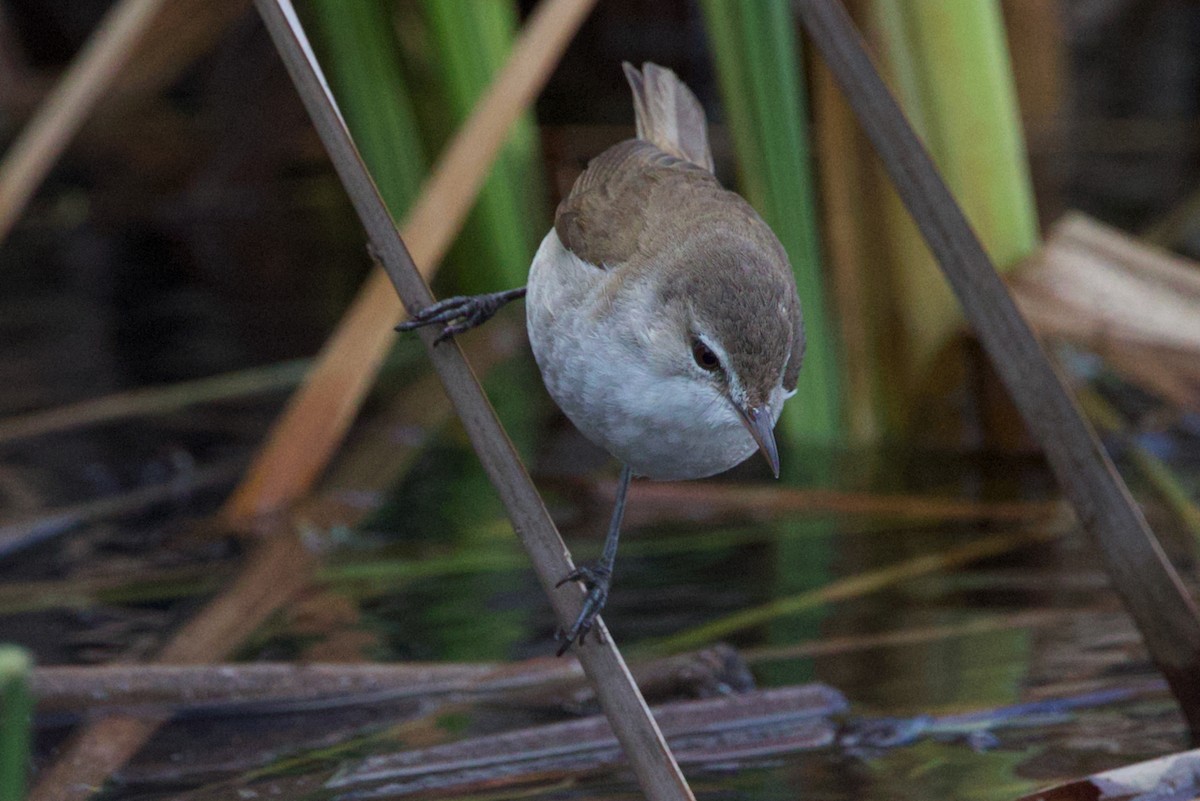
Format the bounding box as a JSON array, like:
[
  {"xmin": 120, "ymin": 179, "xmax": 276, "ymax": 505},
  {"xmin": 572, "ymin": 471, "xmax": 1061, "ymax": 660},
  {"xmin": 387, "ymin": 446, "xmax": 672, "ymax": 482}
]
[{"xmin": 526, "ymin": 230, "xmax": 770, "ymax": 480}]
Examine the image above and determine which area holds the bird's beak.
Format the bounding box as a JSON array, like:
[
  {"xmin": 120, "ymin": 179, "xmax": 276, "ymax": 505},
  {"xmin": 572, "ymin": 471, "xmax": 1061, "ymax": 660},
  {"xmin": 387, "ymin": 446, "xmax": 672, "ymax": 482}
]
[{"xmin": 737, "ymin": 405, "xmax": 780, "ymax": 478}]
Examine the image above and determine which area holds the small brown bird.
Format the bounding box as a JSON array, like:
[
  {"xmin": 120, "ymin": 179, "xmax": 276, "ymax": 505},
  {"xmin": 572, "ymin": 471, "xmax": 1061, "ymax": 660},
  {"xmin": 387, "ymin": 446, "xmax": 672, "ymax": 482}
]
[{"xmin": 400, "ymin": 62, "xmax": 804, "ymax": 652}]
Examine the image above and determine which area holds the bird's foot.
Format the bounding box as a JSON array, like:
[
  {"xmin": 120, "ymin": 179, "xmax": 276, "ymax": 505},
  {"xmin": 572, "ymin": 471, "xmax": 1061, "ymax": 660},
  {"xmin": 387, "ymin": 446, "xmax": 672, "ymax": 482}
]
[
  {"xmin": 554, "ymin": 562, "xmax": 612, "ymax": 656},
  {"xmin": 396, "ymin": 287, "xmax": 526, "ymax": 345}
]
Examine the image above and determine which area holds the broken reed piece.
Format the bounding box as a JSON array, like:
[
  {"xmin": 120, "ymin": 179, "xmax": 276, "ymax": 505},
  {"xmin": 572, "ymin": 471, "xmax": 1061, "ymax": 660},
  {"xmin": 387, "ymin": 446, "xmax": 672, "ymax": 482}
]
[
  {"xmin": 252, "ymin": 1, "xmax": 694, "ymax": 800},
  {"xmin": 1010, "ymin": 212, "xmax": 1200, "ymax": 411},
  {"xmin": 1010, "ymin": 213, "xmax": 1200, "ymax": 357},
  {"xmin": 135, "ymin": 685, "xmax": 844, "ymax": 801},
  {"xmin": 796, "ymin": 0, "xmax": 1200, "ymax": 734}
]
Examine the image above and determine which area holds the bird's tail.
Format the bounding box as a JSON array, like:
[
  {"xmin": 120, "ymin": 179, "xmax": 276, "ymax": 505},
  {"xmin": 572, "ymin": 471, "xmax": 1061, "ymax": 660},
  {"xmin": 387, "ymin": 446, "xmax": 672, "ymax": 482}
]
[{"xmin": 622, "ymin": 62, "xmax": 714, "ymax": 173}]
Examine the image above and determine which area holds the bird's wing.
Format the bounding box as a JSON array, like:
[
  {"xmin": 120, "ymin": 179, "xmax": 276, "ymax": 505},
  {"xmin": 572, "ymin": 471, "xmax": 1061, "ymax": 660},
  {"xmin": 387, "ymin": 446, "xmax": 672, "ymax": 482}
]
[{"xmin": 554, "ymin": 139, "xmax": 717, "ymax": 269}]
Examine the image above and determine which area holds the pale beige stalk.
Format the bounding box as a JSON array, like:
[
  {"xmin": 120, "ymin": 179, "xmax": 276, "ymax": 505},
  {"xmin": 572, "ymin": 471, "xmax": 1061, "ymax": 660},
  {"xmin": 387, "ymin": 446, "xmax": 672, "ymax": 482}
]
[{"xmin": 0, "ymin": 0, "xmax": 168, "ymax": 244}]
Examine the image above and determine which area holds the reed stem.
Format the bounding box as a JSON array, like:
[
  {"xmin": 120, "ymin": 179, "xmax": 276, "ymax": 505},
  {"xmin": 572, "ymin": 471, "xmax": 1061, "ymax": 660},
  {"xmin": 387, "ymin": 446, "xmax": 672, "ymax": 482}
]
[
  {"xmin": 0, "ymin": 646, "xmax": 32, "ymax": 801},
  {"xmin": 870, "ymin": 0, "xmax": 1039, "ymax": 374},
  {"xmin": 422, "ymin": 0, "xmax": 546, "ymax": 293},
  {"xmin": 307, "ymin": 0, "xmax": 426, "ymax": 219}
]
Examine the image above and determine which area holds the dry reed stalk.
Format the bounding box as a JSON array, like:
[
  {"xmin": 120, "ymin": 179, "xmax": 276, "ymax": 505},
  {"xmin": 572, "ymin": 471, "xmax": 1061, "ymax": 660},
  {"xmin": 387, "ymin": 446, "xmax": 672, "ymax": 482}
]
[
  {"xmin": 108, "ymin": 0, "xmax": 251, "ymax": 106},
  {"xmin": 223, "ymin": 0, "xmax": 594, "ymax": 523},
  {"xmin": 0, "ymin": 0, "xmax": 168, "ymax": 244},
  {"xmin": 0, "ymin": 359, "xmax": 308, "ymax": 445},
  {"xmin": 1011, "ymin": 213, "xmax": 1200, "ymax": 354},
  {"xmin": 34, "ymin": 661, "xmax": 505, "ymax": 714},
  {"xmin": 798, "ymin": 0, "xmax": 1200, "ymax": 734},
  {"xmin": 252, "ymin": 2, "xmax": 693, "ymax": 798}
]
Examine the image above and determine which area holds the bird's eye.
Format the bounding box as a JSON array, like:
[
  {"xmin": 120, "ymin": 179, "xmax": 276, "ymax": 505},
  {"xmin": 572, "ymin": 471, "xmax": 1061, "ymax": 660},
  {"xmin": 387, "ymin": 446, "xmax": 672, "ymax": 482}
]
[{"xmin": 692, "ymin": 340, "xmax": 720, "ymax": 372}]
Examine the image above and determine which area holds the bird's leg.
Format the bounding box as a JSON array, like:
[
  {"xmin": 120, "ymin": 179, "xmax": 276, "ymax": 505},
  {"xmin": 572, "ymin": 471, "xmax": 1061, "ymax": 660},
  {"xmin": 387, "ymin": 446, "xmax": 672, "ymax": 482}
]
[
  {"xmin": 396, "ymin": 286, "xmax": 527, "ymax": 344},
  {"xmin": 555, "ymin": 464, "xmax": 633, "ymax": 655}
]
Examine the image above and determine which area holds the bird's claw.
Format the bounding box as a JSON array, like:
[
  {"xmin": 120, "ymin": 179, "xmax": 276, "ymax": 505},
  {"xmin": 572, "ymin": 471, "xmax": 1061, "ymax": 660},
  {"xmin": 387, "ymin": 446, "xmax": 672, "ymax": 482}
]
[
  {"xmin": 555, "ymin": 562, "xmax": 612, "ymax": 656},
  {"xmin": 396, "ymin": 295, "xmax": 490, "ymax": 344},
  {"xmin": 395, "ymin": 289, "xmax": 522, "ymax": 344}
]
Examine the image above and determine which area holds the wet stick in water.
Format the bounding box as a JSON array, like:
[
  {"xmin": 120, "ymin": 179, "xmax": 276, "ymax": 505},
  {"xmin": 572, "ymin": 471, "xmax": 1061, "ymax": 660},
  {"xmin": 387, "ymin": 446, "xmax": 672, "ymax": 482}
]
[
  {"xmin": 31, "ymin": 645, "xmax": 749, "ymax": 715},
  {"xmin": 797, "ymin": 0, "xmax": 1200, "ymax": 735}
]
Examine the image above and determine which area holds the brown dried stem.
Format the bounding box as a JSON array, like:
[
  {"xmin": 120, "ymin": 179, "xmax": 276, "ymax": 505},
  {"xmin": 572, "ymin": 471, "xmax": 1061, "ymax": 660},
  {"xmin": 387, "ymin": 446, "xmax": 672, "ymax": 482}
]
[{"xmin": 32, "ymin": 645, "xmax": 744, "ymax": 715}]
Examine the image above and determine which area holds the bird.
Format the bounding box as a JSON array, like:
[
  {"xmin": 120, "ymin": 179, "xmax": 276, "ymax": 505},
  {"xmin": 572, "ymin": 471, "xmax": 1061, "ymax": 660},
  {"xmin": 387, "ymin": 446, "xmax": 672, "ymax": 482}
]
[{"xmin": 398, "ymin": 62, "xmax": 805, "ymax": 654}]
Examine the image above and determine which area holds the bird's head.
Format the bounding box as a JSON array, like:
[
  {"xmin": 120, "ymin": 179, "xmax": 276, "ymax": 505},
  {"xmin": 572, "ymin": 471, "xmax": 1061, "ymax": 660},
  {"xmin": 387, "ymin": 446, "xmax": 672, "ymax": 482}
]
[{"xmin": 643, "ymin": 236, "xmax": 805, "ymax": 478}]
